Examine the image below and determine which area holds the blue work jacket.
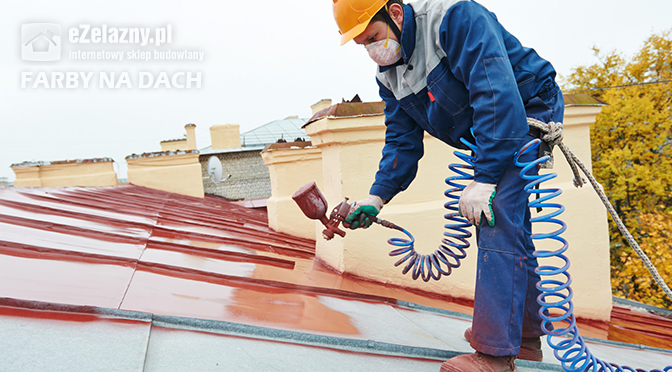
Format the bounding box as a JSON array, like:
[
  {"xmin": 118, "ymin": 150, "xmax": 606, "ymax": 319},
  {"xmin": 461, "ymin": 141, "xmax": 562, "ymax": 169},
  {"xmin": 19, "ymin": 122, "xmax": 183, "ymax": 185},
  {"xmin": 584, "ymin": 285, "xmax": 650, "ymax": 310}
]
[{"xmin": 370, "ymin": 0, "xmax": 560, "ymax": 202}]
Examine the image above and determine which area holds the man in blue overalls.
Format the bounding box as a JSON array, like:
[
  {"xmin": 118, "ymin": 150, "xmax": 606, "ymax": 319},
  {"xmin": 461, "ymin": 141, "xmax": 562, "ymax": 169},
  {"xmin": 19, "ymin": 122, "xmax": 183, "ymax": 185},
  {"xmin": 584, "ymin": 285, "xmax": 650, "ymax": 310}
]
[{"xmin": 333, "ymin": 0, "xmax": 564, "ymax": 371}]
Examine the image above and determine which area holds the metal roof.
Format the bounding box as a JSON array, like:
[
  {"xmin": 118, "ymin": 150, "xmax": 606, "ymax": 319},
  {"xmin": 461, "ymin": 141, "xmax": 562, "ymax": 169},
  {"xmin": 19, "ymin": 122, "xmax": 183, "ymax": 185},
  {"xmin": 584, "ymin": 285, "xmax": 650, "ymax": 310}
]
[
  {"xmin": 199, "ymin": 117, "xmax": 309, "ymax": 155},
  {"xmin": 240, "ymin": 117, "xmax": 309, "ymax": 147},
  {"xmin": 198, "ymin": 145, "xmax": 265, "ymax": 156},
  {"xmin": 0, "ymin": 185, "xmax": 671, "ymax": 371}
]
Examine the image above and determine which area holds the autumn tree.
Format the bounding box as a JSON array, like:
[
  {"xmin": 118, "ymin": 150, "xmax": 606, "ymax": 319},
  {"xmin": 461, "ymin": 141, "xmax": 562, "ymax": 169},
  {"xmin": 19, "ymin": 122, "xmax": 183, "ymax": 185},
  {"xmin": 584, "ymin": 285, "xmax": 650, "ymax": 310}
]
[{"xmin": 564, "ymin": 30, "xmax": 672, "ymax": 309}]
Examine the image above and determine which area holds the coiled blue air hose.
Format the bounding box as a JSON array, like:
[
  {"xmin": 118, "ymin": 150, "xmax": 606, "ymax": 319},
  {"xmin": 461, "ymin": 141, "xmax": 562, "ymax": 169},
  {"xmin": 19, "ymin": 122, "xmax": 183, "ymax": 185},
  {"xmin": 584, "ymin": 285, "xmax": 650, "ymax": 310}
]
[
  {"xmin": 387, "ymin": 138, "xmax": 476, "ymax": 282},
  {"xmin": 515, "ymin": 138, "xmax": 672, "ymax": 372},
  {"xmin": 385, "ymin": 135, "xmax": 670, "ymax": 370}
]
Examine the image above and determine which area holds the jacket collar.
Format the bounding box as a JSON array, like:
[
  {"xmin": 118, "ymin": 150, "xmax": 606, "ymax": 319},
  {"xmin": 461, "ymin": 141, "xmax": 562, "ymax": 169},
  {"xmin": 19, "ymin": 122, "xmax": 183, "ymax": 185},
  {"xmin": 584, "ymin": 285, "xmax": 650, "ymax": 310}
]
[{"xmin": 379, "ymin": 4, "xmax": 416, "ymax": 73}]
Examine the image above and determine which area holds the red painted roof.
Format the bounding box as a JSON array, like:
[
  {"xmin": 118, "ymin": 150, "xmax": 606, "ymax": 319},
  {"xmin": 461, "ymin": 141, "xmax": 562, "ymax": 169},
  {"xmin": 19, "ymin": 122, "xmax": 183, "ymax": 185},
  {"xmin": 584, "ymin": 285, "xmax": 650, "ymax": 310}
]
[{"xmin": 0, "ymin": 185, "xmax": 670, "ymax": 349}]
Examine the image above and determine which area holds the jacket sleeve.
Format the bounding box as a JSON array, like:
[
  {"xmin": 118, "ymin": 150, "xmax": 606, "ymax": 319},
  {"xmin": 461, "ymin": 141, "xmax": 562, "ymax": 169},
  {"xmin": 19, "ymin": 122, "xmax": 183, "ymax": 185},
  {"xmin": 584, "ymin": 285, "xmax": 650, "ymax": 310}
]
[
  {"xmin": 440, "ymin": 1, "xmax": 529, "ymax": 184},
  {"xmin": 369, "ymin": 78, "xmax": 425, "ymax": 202}
]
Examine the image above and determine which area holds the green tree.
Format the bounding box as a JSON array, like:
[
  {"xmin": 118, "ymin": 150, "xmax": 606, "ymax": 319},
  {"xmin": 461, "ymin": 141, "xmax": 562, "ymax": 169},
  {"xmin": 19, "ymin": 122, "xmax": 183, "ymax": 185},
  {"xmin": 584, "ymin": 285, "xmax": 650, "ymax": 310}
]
[{"xmin": 565, "ymin": 30, "xmax": 672, "ymax": 309}]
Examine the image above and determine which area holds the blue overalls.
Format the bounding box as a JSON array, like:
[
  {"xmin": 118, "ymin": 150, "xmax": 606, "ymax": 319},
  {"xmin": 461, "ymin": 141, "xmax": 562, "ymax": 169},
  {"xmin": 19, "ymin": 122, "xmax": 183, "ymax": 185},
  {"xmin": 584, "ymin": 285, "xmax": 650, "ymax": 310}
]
[{"xmin": 369, "ymin": 0, "xmax": 565, "ymax": 356}]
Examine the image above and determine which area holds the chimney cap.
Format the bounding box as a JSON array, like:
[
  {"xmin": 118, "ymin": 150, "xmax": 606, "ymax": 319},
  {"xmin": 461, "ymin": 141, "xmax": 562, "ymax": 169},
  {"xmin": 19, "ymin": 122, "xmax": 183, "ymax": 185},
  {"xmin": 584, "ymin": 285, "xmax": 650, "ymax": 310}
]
[
  {"xmin": 304, "ymin": 100, "xmax": 384, "ymax": 127},
  {"xmin": 185, "ymin": 123, "xmax": 196, "ymax": 128},
  {"xmin": 312, "ymin": 98, "xmax": 332, "ymax": 106}
]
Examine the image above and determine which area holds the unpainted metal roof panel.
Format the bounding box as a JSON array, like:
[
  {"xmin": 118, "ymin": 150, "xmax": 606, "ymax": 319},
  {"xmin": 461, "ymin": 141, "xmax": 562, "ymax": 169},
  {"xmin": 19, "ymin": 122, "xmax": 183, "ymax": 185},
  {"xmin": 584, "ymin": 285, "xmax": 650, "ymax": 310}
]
[
  {"xmin": 0, "ymin": 306, "xmax": 151, "ymax": 372},
  {"xmin": 240, "ymin": 118, "xmax": 309, "ymax": 147}
]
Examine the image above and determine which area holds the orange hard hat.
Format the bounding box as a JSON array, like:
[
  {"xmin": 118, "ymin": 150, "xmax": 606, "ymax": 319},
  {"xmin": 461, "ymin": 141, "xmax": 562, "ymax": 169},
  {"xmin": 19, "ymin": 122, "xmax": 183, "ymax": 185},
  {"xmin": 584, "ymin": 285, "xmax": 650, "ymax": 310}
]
[{"xmin": 333, "ymin": 0, "xmax": 389, "ymax": 45}]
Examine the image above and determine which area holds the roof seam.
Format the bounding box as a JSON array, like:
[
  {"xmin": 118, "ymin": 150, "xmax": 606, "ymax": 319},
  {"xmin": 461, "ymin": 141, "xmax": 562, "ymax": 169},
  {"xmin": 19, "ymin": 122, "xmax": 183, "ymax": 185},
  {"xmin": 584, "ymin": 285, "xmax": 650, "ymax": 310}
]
[{"xmin": 151, "ymin": 314, "xmax": 462, "ymax": 362}]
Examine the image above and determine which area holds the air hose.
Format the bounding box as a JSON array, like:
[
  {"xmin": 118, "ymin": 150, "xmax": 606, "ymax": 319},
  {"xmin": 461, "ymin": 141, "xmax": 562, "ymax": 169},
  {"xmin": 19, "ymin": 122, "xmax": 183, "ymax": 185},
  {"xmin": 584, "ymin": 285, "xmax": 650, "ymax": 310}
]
[
  {"xmin": 384, "ymin": 130, "xmax": 671, "ymax": 370},
  {"xmin": 386, "ymin": 119, "xmax": 672, "ymax": 301},
  {"xmin": 526, "ymin": 118, "xmax": 672, "ymax": 303},
  {"xmin": 515, "ymin": 138, "xmax": 672, "ymax": 372},
  {"xmin": 387, "ymin": 138, "xmax": 477, "ymax": 282}
]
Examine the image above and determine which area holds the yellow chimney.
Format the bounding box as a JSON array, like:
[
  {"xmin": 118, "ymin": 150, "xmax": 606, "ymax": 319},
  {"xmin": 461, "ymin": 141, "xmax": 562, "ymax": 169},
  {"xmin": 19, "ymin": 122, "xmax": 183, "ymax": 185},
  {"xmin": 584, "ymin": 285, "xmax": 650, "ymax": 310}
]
[
  {"xmin": 185, "ymin": 123, "xmax": 197, "ymax": 150},
  {"xmin": 210, "ymin": 124, "xmax": 241, "ymax": 150},
  {"xmin": 311, "ymin": 99, "xmax": 332, "ymax": 116}
]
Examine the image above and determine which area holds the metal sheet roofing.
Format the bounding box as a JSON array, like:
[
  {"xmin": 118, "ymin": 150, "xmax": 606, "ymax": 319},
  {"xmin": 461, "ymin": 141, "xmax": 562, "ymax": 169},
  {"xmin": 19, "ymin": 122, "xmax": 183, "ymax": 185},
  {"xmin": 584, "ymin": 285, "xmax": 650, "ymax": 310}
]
[
  {"xmin": 240, "ymin": 117, "xmax": 308, "ymax": 147},
  {"xmin": 199, "ymin": 118, "xmax": 309, "ymax": 156},
  {"xmin": 0, "ymin": 185, "xmax": 671, "ymax": 371}
]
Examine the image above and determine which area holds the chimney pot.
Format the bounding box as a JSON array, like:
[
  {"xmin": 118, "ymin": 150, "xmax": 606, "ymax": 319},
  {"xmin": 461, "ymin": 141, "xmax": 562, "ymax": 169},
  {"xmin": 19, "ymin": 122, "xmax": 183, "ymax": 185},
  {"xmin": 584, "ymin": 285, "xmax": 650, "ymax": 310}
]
[{"xmin": 311, "ymin": 99, "xmax": 333, "ymax": 116}]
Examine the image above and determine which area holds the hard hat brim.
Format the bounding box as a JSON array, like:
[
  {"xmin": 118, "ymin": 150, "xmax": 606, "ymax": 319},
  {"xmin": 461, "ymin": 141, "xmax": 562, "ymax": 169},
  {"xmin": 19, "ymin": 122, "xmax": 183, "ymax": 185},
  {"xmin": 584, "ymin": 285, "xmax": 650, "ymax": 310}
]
[{"xmin": 339, "ymin": 18, "xmax": 373, "ymax": 46}]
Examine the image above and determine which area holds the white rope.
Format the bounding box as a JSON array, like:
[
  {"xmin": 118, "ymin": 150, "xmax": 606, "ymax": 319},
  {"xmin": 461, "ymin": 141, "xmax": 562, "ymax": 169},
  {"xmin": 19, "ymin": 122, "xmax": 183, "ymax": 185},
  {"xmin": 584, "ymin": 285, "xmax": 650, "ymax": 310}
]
[{"xmin": 527, "ymin": 117, "xmax": 585, "ymax": 187}]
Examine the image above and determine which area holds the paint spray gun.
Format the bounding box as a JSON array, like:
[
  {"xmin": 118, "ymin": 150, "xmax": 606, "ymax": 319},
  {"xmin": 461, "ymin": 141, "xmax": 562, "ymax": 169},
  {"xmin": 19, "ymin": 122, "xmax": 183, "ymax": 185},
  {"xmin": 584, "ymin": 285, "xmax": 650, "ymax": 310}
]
[{"xmin": 292, "ymin": 182, "xmax": 402, "ymax": 241}]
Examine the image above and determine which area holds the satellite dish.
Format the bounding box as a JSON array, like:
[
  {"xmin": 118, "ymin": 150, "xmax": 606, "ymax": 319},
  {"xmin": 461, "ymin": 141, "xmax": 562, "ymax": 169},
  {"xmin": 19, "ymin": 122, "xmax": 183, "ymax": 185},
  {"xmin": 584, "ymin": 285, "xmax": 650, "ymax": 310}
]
[{"xmin": 207, "ymin": 156, "xmax": 223, "ymax": 183}]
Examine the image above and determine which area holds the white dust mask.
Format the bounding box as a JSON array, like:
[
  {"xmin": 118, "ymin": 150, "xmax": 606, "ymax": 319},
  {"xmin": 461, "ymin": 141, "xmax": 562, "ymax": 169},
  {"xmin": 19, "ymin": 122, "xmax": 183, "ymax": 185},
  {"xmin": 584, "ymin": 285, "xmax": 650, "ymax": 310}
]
[{"xmin": 365, "ymin": 26, "xmax": 402, "ymax": 66}]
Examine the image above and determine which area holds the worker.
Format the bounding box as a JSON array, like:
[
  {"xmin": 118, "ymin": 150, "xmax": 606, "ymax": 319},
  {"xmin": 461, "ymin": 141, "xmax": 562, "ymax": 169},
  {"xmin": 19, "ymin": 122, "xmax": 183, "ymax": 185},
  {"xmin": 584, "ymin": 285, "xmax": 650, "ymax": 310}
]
[{"xmin": 333, "ymin": 0, "xmax": 564, "ymax": 371}]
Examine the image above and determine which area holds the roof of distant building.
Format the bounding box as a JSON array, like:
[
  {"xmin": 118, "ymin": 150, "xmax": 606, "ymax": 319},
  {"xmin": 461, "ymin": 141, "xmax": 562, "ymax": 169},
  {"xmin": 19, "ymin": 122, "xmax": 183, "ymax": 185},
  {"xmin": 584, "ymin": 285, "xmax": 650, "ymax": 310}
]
[
  {"xmin": 125, "ymin": 150, "xmax": 198, "ymax": 160},
  {"xmin": 241, "ymin": 116, "xmax": 308, "ymax": 147},
  {"xmin": 198, "ymin": 145, "xmax": 266, "ymax": 156},
  {"xmin": 161, "ymin": 123, "xmax": 196, "ymax": 143},
  {"xmin": 160, "ymin": 136, "xmax": 187, "ymax": 143},
  {"xmin": 199, "ymin": 117, "xmax": 309, "ymax": 155},
  {"xmin": 11, "ymin": 158, "xmax": 114, "ymax": 168}
]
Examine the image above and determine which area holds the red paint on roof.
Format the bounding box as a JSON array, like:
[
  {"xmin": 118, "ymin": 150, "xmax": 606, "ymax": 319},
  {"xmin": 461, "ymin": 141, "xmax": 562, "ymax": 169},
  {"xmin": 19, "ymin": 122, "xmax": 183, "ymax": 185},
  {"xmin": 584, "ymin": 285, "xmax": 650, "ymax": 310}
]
[
  {"xmin": 0, "ymin": 185, "xmax": 670, "ymax": 349},
  {"xmin": 609, "ymin": 305, "xmax": 672, "ymax": 350}
]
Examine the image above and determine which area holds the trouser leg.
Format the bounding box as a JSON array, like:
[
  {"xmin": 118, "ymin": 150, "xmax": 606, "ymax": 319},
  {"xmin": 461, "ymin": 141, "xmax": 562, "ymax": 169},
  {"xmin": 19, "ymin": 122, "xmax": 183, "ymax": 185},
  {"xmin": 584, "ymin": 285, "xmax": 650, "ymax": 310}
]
[
  {"xmin": 470, "ymin": 87, "xmax": 564, "ymax": 355},
  {"xmin": 470, "ymin": 135, "xmax": 539, "ymax": 357}
]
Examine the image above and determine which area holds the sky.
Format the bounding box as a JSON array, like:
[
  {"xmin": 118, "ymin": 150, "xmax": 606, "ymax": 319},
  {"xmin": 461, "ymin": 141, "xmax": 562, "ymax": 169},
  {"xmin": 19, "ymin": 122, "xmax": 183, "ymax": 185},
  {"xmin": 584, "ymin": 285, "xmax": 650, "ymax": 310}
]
[{"xmin": 1, "ymin": 0, "xmax": 670, "ymax": 182}]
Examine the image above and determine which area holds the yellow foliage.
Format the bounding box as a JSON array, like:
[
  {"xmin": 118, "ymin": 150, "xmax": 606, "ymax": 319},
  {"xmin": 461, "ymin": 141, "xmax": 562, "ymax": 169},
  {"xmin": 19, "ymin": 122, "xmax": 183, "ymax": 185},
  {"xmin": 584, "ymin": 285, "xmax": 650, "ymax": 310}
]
[
  {"xmin": 565, "ymin": 30, "xmax": 672, "ymax": 308},
  {"xmin": 611, "ymin": 211, "xmax": 672, "ymax": 310}
]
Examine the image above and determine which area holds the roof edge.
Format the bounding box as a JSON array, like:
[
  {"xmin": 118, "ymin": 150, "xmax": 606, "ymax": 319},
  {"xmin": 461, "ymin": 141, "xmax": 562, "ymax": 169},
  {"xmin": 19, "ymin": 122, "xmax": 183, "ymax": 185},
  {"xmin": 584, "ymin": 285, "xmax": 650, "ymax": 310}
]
[
  {"xmin": 304, "ymin": 101, "xmax": 385, "ymax": 128},
  {"xmin": 125, "ymin": 149, "xmax": 199, "ymax": 160},
  {"xmin": 563, "ymin": 93, "xmax": 608, "ymax": 106},
  {"xmin": 11, "ymin": 157, "xmax": 114, "ymax": 168}
]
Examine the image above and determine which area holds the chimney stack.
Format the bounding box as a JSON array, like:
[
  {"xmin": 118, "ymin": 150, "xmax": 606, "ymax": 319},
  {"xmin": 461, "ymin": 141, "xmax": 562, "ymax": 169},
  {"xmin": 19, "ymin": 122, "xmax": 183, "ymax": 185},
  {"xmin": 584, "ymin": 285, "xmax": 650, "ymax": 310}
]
[
  {"xmin": 210, "ymin": 124, "xmax": 241, "ymax": 150},
  {"xmin": 311, "ymin": 99, "xmax": 332, "ymax": 116},
  {"xmin": 185, "ymin": 123, "xmax": 197, "ymax": 150}
]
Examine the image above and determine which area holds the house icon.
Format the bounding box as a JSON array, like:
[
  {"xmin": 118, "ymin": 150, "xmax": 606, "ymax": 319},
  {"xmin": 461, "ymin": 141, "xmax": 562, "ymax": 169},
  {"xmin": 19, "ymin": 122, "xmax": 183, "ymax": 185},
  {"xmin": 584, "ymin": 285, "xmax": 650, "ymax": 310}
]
[
  {"xmin": 25, "ymin": 30, "xmax": 58, "ymax": 52},
  {"xmin": 21, "ymin": 24, "xmax": 62, "ymax": 62}
]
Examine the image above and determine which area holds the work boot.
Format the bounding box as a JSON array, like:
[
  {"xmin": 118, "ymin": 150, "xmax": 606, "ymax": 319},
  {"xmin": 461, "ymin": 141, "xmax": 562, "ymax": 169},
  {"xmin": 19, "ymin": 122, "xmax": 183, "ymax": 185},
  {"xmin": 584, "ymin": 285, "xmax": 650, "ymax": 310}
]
[
  {"xmin": 464, "ymin": 327, "xmax": 543, "ymax": 362},
  {"xmin": 440, "ymin": 352, "xmax": 516, "ymax": 372}
]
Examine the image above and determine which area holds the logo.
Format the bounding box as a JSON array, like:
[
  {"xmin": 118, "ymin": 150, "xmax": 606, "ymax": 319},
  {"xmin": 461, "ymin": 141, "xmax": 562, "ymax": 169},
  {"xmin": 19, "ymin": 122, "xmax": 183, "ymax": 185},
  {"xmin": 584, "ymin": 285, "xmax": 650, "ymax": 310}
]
[{"xmin": 21, "ymin": 23, "xmax": 62, "ymax": 61}]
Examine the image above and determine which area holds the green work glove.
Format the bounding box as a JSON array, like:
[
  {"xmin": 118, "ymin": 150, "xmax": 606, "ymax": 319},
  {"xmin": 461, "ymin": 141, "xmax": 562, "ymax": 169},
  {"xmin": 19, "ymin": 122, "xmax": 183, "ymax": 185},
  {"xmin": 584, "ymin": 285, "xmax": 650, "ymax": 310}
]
[
  {"xmin": 344, "ymin": 195, "xmax": 384, "ymax": 229},
  {"xmin": 458, "ymin": 181, "xmax": 497, "ymax": 227}
]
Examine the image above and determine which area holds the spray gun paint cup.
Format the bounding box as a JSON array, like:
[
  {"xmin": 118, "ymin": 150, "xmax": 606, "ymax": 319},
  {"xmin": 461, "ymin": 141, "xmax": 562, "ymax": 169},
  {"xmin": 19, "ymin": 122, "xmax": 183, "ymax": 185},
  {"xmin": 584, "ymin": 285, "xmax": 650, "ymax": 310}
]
[{"xmin": 292, "ymin": 182, "xmax": 348, "ymax": 240}]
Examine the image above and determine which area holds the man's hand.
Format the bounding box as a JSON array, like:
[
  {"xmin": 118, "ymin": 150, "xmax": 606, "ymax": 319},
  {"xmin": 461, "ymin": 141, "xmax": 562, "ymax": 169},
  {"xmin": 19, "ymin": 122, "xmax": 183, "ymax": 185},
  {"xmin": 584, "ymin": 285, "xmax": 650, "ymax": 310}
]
[
  {"xmin": 344, "ymin": 195, "xmax": 385, "ymax": 229},
  {"xmin": 458, "ymin": 182, "xmax": 497, "ymax": 227}
]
